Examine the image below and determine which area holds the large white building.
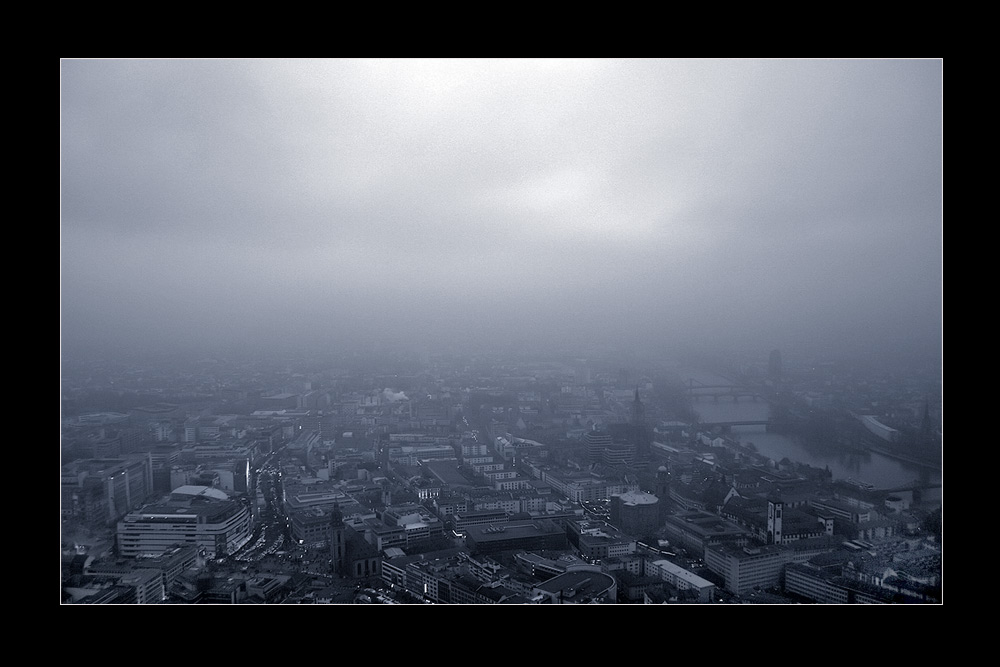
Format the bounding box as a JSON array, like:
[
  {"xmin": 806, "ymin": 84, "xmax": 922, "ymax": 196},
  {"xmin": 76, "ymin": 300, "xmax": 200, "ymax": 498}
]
[
  {"xmin": 527, "ymin": 466, "xmax": 639, "ymax": 503},
  {"xmin": 117, "ymin": 486, "xmax": 253, "ymax": 559},
  {"xmin": 704, "ymin": 543, "xmax": 789, "ymax": 596},
  {"xmin": 645, "ymin": 559, "xmax": 716, "ymax": 602}
]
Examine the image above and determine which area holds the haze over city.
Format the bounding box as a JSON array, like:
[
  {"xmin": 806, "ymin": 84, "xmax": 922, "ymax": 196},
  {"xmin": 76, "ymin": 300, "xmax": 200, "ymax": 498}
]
[
  {"xmin": 61, "ymin": 58, "xmax": 942, "ymax": 362},
  {"xmin": 60, "ymin": 59, "xmax": 943, "ymax": 605}
]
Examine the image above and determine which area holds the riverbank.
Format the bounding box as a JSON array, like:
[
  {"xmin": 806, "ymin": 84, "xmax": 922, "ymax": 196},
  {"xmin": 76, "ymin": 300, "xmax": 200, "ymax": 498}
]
[
  {"xmin": 683, "ymin": 368, "xmax": 941, "ymax": 488},
  {"xmin": 865, "ymin": 444, "xmax": 942, "ymax": 471}
]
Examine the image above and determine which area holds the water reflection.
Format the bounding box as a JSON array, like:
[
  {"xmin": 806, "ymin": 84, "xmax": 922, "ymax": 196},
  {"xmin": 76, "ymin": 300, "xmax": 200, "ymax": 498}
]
[{"xmin": 687, "ymin": 387, "xmax": 939, "ymax": 489}]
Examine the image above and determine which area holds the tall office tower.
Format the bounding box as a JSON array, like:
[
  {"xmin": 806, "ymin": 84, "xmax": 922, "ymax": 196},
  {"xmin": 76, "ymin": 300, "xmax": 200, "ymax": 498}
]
[
  {"xmin": 768, "ymin": 349, "xmax": 782, "ymax": 382},
  {"xmin": 583, "ymin": 430, "xmax": 613, "ymax": 464},
  {"xmin": 629, "ymin": 387, "xmax": 649, "ymax": 458},
  {"xmin": 655, "ymin": 466, "xmax": 670, "ymax": 522}
]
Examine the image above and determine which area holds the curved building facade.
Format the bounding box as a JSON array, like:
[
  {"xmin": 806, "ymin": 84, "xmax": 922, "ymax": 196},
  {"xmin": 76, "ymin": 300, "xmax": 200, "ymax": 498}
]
[
  {"xmin": 531, "ymin": 570, "xmax": 617, "ymax": 604},
  {"xmin": 117, "ymin": 486, "xmax": 253, "ymax": 559}
]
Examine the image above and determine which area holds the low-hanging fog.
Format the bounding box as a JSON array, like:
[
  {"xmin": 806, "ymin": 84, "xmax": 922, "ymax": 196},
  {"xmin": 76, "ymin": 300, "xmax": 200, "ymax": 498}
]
[{"xmin": 60, "ymin": 59, "xmax": 942, "ymax": 363}]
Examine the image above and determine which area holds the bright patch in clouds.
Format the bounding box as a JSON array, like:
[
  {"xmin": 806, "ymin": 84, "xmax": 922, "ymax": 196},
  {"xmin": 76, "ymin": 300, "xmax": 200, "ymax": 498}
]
[{"xmin": 61, "ymin": 58, "xmax": 942, "ymax": 357}]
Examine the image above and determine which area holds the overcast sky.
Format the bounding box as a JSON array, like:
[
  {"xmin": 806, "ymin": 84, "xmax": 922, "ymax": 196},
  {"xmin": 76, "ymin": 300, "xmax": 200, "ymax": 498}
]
[{"xmin": 61, "ymin": 58, "xmax": 942, "ymax": 361}]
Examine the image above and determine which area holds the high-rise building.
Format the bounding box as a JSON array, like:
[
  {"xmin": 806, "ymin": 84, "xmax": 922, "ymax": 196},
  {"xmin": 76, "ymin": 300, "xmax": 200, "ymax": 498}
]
[
  {"xmin": 655, "ymin": 466, "xmax": 671, "ymax": 522},
  {"xmin": 62, "ymin": 456, "xmax": 153, "ymax": 525},
  {"xmin": 583, "ymin": 430, "xmax": 613, "ymax": 464},
  {"xmin": 629, "ymin": 387, "xmax": 649, "ymax": 458}
]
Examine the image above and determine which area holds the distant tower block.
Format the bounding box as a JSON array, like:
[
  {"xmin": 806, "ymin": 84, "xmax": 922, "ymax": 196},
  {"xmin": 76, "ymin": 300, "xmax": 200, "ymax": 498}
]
[
  {"xmin": 630, "ymin": 387, "xmax": 648, "ymax": 457},
  {"xmin": 768, "ymin": 349, "xmax": 782, "ymax": 382},
  {"xmin": 583, "ymin": 430, "xmax": 613, "ymax": 464},
  {"xmin": 655, "ymin": 466, "xmax": 670, "ymax": 521},
  {"xmin": 767, "ymin": 498, "xmax": 783, "ymax": 545}
]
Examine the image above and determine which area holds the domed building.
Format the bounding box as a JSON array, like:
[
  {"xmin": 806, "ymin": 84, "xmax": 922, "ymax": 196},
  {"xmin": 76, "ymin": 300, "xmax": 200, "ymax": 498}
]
[{"xmin": 531, "ymin": 570, "xmax": 617, "ymax": 604}]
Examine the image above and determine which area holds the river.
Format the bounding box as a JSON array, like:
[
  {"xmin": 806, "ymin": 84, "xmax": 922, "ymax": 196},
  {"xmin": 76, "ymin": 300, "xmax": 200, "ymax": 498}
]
[{"xmin": 678, "ymin": 369, "xmax": 941, "ymax": 491}]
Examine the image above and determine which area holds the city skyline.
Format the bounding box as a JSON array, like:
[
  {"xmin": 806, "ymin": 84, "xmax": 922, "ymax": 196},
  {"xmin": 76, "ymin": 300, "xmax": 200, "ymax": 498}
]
[
  {"xmin": 61, "ymin": 59, "xmax": 943, "ymax": 603},
  {"xmin": 61, "ymin": 341, "xmax": 942, "ymax": 604}
]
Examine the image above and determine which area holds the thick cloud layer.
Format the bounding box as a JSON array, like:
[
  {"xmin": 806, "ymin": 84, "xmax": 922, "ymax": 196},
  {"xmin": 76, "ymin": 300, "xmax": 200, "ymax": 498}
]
[{"xmin": 61, "ymin": 59, "xmax": 942, "ymax": 360}]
